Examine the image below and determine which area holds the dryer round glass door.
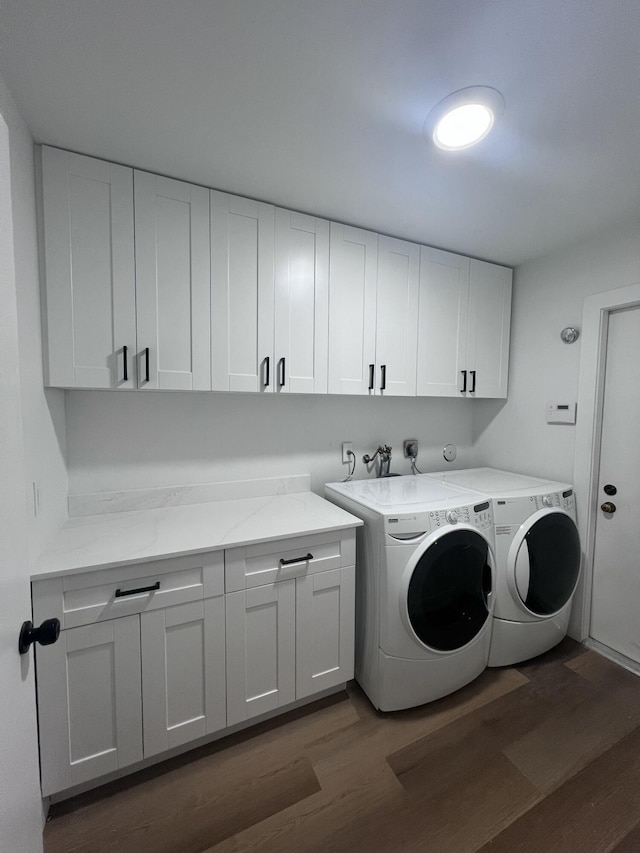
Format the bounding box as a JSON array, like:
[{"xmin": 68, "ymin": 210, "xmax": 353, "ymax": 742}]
[
  {"xmin": 514, "ymin": 513, "xmax": 580, "ymax": 615},
  {"xmin": 407, "ymin": 530, "xmax": 492, "ymax": 652}
]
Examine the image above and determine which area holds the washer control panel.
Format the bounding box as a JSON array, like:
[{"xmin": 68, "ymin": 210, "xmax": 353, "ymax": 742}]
[{"xmin": 430, "ymin": 501, "xmax": 493, "ymax": 531}]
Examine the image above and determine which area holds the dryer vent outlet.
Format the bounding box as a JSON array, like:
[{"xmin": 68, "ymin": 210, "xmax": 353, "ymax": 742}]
[{"xmin": 404, "ymin": 440, "xmax": 418, "ymax": 458}]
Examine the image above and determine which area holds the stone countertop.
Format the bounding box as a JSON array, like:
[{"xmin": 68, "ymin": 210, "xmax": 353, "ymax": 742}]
[{"xmin": 32, "ymin": 491, "xmax": 362, "ymax": 579}]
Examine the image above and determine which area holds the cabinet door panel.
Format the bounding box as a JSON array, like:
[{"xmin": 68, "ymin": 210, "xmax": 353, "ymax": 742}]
[
  {"xmin": 328, "ymin": 223, "xmax": 378, "ymax": 395},
  {"xmin": 41, "ymin": 146, "xmax": 136, "ymax": 388},
  {"xmin": 296, "ymin": 566, "xmax": 355, "ymax": 698},
  {"xmin": 37, "ymin": 616, "xmax": 142, "ymax": 796},
  {"xmin": 417, "ymin": 247, "xmax": 470, "ymax": 396},
  {"xmin": 467, "ymin": 260, "xmax": 512, "ymax": 398},
  {"xmin": 274, "ymin": 209, "xmax": 329, "ymax": 393},
  {"xmin": 375, "ymin": 236, "xmax": 419, "ymax": 396},
  {"xmin": 226, "ymin": 582, "xmax": 296, "ymax": 725},
  {"xmin": 211, "ymin": 191, "xmax": 275, "ymax": 392},
  {"xmin": 141, "ymin": 598, "xmax": 226, "ymax": 757},
  {"xmin": 134, "ymin": 172, "xmax": 210, "ymax": 390}
]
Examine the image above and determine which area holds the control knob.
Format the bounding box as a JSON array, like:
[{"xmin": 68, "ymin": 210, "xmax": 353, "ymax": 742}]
[
  {"xmin": 542, "ymin": 495, "xmax": 553, "ymax": 507},
  {"xmin": 445, "ymin": 510, "xmax": 458, "ymax": 524}
]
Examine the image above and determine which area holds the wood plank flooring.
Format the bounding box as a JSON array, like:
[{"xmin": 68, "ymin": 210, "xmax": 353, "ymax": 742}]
[{"xmin": 44, "ymin": 639, "xmax": 640, "ymax": 853}]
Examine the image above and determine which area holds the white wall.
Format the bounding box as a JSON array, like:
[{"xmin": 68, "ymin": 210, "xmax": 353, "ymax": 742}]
[
  {"xmin": 0, "ymin": 77, "xmax": 67, "ymax": 561},
  {"xmin": 65, "ymin": 390, "xmax": 475, "ymax": 498},
  {"xmin": 473, "ymin": 215, "xmax": 640, "ymax": 483}
]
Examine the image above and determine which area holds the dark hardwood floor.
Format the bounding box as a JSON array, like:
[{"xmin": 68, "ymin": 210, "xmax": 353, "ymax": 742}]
[{"xmin": 44, "ymin": 639, "xmax": 640, "ymax": 853}]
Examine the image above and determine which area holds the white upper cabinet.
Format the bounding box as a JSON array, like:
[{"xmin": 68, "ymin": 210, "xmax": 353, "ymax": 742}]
[
  {"xmin": 134, "ymin": 171, "xmax": 211, "ymax": 391},
  {"xmin": 274, "ymin": 209, "xmax": 330, "ymax": 394},
  {"xmin": 467, "ymin": 259, "xmax": 512, "ymax": 398},
  {"xmin": 211, "ymin": 200, "xmax": 329, "ymax": 394},
  {"xmin": 417, "ymin": 247, "xmax": 470, "ymax": 397},
  {"xmin": 375, "ymin": 236, "xmax": 420, "ymax": 396},
  {"xmin": 328, "ymin": 228, "xmax": 419, "ymax": 395},
  {"xmin": 328, "ymin": 223, "xmax": 378, "ymax": 395},
  {"xmin": 417, "ymin": 249, "xmax": 512, "ymax": 398},
  {"xmin": 40, "ymin": 146, "xmax": 137, "ymax": 389},
  {"xmin": 210, "ymin": 191, "xmax": 275, "ymax": 392},
  {"xmin": 39, "ymin": 146, "xmax": 511, "ymax": 399}
]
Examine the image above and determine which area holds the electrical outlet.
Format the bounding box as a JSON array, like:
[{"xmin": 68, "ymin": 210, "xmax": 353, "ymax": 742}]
[
  {"xmin": 404, "ymin": 439, "xmax": 418, "ymax": 458},
  {"xmin": 342, "ymin": 442, "xmax": 353, "ymax": 463}
]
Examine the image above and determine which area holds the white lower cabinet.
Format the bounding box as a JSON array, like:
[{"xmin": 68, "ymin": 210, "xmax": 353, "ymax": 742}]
[
  {"xmin": 225, "ymin": 531, "xmax": 356, "ymax": 725},
  {"xmin": 37, "ymin": 615, "xmax": 143, "ymax": 797},
  {"xmin": 226, "ymin": 581, "xmax": 297, "ymax": 725},
  {"xmin": 296, "ymin": 566, "xmax": 355, "ymax": 699},
  {"xmin": 34, "ymin": 528, "xmax": 356, "ymax": 797},
  {"xmin": 141, "ymin": 598, "xmax": 226, "ymax": 757}
]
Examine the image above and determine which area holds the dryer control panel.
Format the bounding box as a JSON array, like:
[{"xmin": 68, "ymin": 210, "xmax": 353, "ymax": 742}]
[{"xmin": 532, "ymin": 489, "xmax": 575, "ymax": 513}]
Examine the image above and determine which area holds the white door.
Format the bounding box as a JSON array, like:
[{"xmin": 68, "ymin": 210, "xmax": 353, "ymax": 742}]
[
  {"xmin": 296, "ymin": 567, "xmax": 355, "ymax": 698},
  {"xmin": 36, "ymin": 616, "xmax": 143, "ymax": 796},
  {"xmin": 375, "ymin": 235, "xmax": 419, "ymax": 396},
  {"xmin": 417, "ymin": 246, "xmax": 469, "ymax": 397},
  {"xmin": 210, "ymin": 191, "xmax": 275, "ymax": 392},
  {"xmin": 141, "ymin": 598, "xmax": 226, "ymax": 757},
  {"xmin": 327, "ymin": 223, "xmax": 378, "ymax": 395},
  {"xmin": 274, "ymin": 209, "xmax": 329, "ymax": 393},
  {"xmin": 590, "ymin": 305, "xmax": 640, "ymax": 663},
  {"xmin": 40, "ymin": 146, "xmax": 136, "ymax": 389},
  {"xmin": 0, "ymin": 112, "xmax": 43, "ymax": 851},
  {"xmin": 466, "ymin": 259, "xmax": 512, "ymax": 398},
  {"xmin": 134, "ymin": 171, "xmax": 211, "ymax": 390},
  {"xmin": 225, "ymin": 581, "xmax": 296, "ymax": 725}
]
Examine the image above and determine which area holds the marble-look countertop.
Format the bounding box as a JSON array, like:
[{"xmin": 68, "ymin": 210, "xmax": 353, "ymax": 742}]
[{"xmin": 33, "ymin": 491, "xmax": 363, "ymax": 579}]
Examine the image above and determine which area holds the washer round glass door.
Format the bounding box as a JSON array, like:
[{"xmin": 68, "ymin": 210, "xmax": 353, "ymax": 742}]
[
  {"xmin": 513, "ymin": 511, "xmax": 580, "ymax": 616},
  {"xmin": 406, "ymin": 529, "xmax": 492, "ymax": 652}
]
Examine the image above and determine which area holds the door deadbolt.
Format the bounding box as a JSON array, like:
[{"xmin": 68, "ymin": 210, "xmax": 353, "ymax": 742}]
[
  {"xmin": 603, "ymin": 484, "xmax": 617, "ymax": 496},
  {"xmin": 600, "ymin": 501, "xmax": 616, "ymax": 515}
]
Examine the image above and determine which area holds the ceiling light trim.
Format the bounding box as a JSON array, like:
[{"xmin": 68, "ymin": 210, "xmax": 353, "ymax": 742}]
[{"xmin": 424, "ymin": 86, "xmax": 505, "ymax": 151}]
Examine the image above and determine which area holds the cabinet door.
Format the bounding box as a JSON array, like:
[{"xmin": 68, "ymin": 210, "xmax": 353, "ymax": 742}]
[
  {"xmin": 328, "ymin": 223, "xmax": 378, "ymax": 395},
  {"xmin": 417, "ymin": 247, "xmax": 470, "ymax": 396},
  {"xmin": 226, "ymin": 581, "xmax": 296, "ymax": 725},
  {"xmin": 40, "ymin": 146, "xmax": 136, "ymax": 389},
  {"xmin": 141, "ymin": 598, "xmax": 226, "ymax": 757},
  {"xmin": 375, "ymin": 236, "xmax": 420, "ymax": 396},
  {"xmin": 467, "ymin": 259, "xmax": 512, "ymax": 398},
  {"xmin": 37, "ymin": 616, "xmax": 142, "ymax": 796},
  {"xmin": 211, "ymin": 191, "xmax": 275, "ymax": 392},
  {"xmin": 274, "ymin": 209, "xmax": 329, "ymax": 393},
  {"xmin": 134, "ymin": 171, "xmax": 211, "ymax": 390},
  {"xmin": 296, "ymin": 566, "xmax": 355, "ymax": 699}
]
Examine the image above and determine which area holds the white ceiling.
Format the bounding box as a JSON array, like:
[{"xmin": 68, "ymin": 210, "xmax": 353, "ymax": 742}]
[{"xmin": 1, "ymin": 0, "xmax": 639, "ymax": 266}]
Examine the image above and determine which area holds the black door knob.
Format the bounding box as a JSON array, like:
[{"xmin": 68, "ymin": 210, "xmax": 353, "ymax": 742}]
[
  {"xmin": 603, "ymin": 484, "xmax": 617, "ymax": 496},
  {"xmin": 19, "ymin": 618, "xmax": 60, "ymax": 655}
]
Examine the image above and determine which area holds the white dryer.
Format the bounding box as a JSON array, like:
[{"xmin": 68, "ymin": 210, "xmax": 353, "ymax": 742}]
[
  {"xmin": 324, "ymin": 476, "xmax": 496, "ymax": 711},
  {"xmin": 423, "ymin": 468, "xmax": 581, "ymax": 666}
]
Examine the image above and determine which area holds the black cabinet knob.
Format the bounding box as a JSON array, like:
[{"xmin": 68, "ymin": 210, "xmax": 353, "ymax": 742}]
[{"xmin": 19, "ymin": 618, "xmax": 60, "ymax": 655}]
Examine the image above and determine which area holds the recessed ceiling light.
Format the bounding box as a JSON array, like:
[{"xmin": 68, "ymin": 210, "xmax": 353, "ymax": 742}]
[{"xmin": 425, "ymin": 86, "xmax": 504, "ymax": 151}]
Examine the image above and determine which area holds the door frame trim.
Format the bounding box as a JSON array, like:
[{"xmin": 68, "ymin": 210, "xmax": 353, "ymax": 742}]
[{"xmin": 572, "ymin": 282, "xmax": 640, "ymax": 641}]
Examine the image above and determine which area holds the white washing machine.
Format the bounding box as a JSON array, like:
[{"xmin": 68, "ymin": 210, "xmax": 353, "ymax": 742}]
[
  {"xmin": 324, "ymin": 475, "xmax": 496, "ymax": 711},
  {"xmin": 423, "ymin": 468, "xmax": 581, "ymax": 666}
]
